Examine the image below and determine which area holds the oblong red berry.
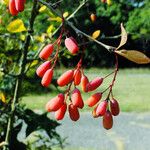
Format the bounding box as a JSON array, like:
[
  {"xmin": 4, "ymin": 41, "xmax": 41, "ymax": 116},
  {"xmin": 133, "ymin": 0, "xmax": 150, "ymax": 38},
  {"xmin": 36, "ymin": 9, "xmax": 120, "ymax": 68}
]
[
  {"xmin": 39, "ymin": 44, "xmax": 54, "ymax": 60},
  {"xmin": 92, "ymin": 105, "xmax": 99, "ymax": 118},
  {"xmin": 55, "ymin": 103, "xmax": 67, "ymax": 120},
  {"xmin": 41, "ymin": 68, "xmax": 53, "ymax": 87},
  {"xmin": 36, "ymin": 61, "xmax": 51, "ymax": 78},
  {"xmin": 87, "ymin": 77, "xmax": 103, "ymax": 92},
  {"xmin": 57, "ymin": 70, "xmax": 74, "ymax": 87},
  {"xmin": 15, "ymin": 0, "xmax": 24, "ymax": 12},
  {"xmin": 103, "ymin": 110, "xmax": 113, "ymax": 130},
  {"xmin": 86, "ymin": 92, "xmax": 102, "ymax": 107},
  {"xmin": 9, "ymin": 0, "xmax": 18, "ymax": 16},
  {"xmin": 71, "ymin": 88, "xmax": 84, "ymax": 109},
  {"xmin": 65, "ymin": 37, "xmax": 79, "ymax": 54},
  {"xmin": 90, "ymin": 13, "xmax": 96, "ymax": 22},
  {"xmin": 46, "ymin": 93, "xmax": 65, "ymax": 112},
  {"xmin": 68, "ymin": 104, "xmax": 80, "ymax": 121},
  {"xmin": 96, "ymin": 100, "xmax": 108, "ymax": 116},
  {"xmin": 81, "ymin": 74, "xmax": 89, "ymax": 92},
  {"xmin": 110, "ymin": 99, "xmax": 120, "ymax": 116},
  {"xmin": 74, "ymin": 69, "xmax": 81, "ymax": 85}
]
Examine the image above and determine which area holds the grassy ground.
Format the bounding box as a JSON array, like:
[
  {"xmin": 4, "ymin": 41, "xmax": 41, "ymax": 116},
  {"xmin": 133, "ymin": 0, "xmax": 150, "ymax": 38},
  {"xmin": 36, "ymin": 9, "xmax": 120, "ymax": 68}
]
[{"xmin": 22, "ymin": 68, "xmax": 150, "ymax": 112}]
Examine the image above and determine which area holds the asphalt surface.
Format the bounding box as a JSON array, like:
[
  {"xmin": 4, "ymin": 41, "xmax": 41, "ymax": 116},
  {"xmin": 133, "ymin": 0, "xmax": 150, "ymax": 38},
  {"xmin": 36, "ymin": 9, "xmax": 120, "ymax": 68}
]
[{"xmin": 56, "ymin": 112, "xmax": 150, "ymax": 150}]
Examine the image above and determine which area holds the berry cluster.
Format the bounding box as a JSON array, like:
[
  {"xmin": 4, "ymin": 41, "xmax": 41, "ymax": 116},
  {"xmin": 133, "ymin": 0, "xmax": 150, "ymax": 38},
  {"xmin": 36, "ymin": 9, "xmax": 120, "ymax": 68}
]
[
  {"xmin": 9, "ymin": 0, "xmax": 26, "ymax": 16},
  {"xmin": 36, "ymin": 35, "xmax": 79, "ymax": 87},
  {"xmin": 36, "ymin": 33, "xmax": 120, "ymax": 129}
]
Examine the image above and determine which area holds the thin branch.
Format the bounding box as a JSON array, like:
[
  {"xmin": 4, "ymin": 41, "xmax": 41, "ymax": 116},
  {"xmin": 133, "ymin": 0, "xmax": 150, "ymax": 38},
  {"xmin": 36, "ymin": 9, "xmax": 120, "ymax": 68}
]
[
  {"xmin": 67, "ymin": 21, "xmax": 115, "ymax": 52},
  {"xmin": 67, "ymin": 0, "xmax": 89, "ymax": 20},
  {"xmin": 38, "ymin": 0, "xmax": 115, "ymax": 52},
  {"xmin": 101, "ymin": 34, "xmax": 121, "ymax": 40}
]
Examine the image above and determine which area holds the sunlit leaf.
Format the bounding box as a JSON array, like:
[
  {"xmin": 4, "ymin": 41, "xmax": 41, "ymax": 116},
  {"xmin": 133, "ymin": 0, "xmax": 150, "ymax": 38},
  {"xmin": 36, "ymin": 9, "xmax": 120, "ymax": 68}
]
[
  {"xmin": 30, "ymin": 60, "xmax": 39, "ymax": 67},
  {"xmin": 117, "ymin": 23, "xmax": 127, "ymax": 49},
  {"xmin": 2, "ymin": 0, "xmax": 9, "ymax": 5},
  {"xmin": 107, "ymin": 0, "xmax": 112, "ymax": 5},
  {"xmin": 115, "ymin": 50, "xmax": 150, "ymax": 64},
  {"xmin": 0, "ymin": 92, "xmax": 6, "ymax": 103},
  {"xmin": 63, "ymin": 12, "xmax": 69, "ymax": 18},
  {"xmin": 7, "ymin": 19, "xmax": 27, "ymax": 33},
  {"xmin": 92, "ymin": 30, "xmax": 101, "ymax": 39},
  {"xmin": 39, "ymin": 5, "xmax": 47, "ymax": 13},
  {"xmin": 47, "ymin": 24, "xmax": 56, "ymax": 37},
  {"xmin": 20, "ymin": 35, "xmax": 26, "ymax": 41},
  {"xmin": 49, "ymin": 17, "xmax": 62, "ymax": 22},
  {"xmin": 47, "ymin": 24, "xmax": 54, "ymax": 34},
  {"xmin": 34, "ymin": 34, "xmax": 45, "ymax": 43}
]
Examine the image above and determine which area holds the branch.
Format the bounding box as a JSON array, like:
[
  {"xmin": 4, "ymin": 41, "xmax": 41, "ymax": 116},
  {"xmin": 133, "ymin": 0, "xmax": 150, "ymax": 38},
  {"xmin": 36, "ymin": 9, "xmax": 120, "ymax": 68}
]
[
  {"xmin": 67, "ymin": 21, "xmax": 115, "ymax": 52},
  {"xmin": 67, "ymin": 0, "xmax": 89, "ymax": 20},
  {"xmin": 38, "ymin": 0, "xmax": 115, "ymax": 52}
]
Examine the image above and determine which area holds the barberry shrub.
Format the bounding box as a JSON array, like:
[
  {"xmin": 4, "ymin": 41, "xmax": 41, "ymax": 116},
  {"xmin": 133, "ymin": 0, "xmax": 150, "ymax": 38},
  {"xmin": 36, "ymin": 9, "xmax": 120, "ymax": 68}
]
[{"xmin": 0, "ymin": 0, "xmax": 150, "ymax": 149}]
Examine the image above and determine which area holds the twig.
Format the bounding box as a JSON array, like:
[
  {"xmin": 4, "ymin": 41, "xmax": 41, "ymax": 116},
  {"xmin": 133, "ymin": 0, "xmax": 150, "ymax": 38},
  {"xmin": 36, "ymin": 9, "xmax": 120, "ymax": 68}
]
[{"xmin": 38, "ymin": 0, "xmax": 115, "ymax": 52}]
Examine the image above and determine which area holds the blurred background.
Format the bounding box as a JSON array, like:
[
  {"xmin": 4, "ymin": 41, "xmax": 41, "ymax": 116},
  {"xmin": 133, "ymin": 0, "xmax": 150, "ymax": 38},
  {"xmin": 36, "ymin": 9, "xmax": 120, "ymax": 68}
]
[{"xmin": 0, "ymin": 0, "xmax": 150, "ymax": 150}]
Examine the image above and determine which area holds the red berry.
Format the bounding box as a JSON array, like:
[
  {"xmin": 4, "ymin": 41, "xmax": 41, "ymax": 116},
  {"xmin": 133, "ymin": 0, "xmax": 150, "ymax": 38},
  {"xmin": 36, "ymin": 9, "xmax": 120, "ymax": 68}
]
[
  {"xmin": 86, "ymin": 92, "xmax": 102, "ymax": 107},
  {"xmin": 9, "ymin": 0, "xmax": 18, "ymax": 16},
  {"xmin": 46, "ymin": 93, "xmax": 64, "ymax": 112},
  {"xmin": 110, "ymin": 99, "xmax": 120, "ymax": 116},
  {"xmin": 90, "ymin": 13, "xmax": 96, "ymax": 22},
  {"xmin": 81, "ymin": 74, "xmax": 89, "ymax": 92},
  {"xmin": 65, "ymin": 37, "xmax": 79, "ymax": 54},
  {"xmin": 41, "ymin": 68, "xmax": 53, "ymax": 87},
  {"xmin": 74, "ymin": 69, "xmax": 81, "ymax": 85},
  {"xmin": 68, "ymin": 103, "xmax": 80, "ymax": 121},
  {"xmin": 55, "ymin": 103, "xmax": 67, "ymax": 120},
  {"xmin": 39, "ymin": 44, "xmax": 54, "ymax": 60},
  {"xmin": 96, "ymin": 100, "xmax": 108, "ymax": 116},
  {"xmin": 36, "ymin": 61, "xmax": 51, "ymax": 78},
  {"xmin": 103, "ymin": 110, "xmax": 113, "ymax": 130},
  {"xmin": 101, "ymin": 0, "xmax": 107, "ymax": 3},
  {"xmin": 15, "ymin": 0, "xmax": 24, "ymax": 12},
  {"xmin": 71, "ymin": 88, "xmax": 84, "ymax": 109},
  {"xmin": 87, "ymin": 77, "xmax": 103, "ymax": 92},
  {"xmin": 57, "ymin": 70, "xmax": 74, "ymax": 87},
  {"xmin": 92, "ymin": 105, "xmax": 99, "ymax": 118}
]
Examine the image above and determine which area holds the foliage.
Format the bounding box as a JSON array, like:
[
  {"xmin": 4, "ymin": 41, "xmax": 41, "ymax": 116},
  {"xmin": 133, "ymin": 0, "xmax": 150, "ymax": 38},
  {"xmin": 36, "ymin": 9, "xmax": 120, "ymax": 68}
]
[
  {"xmin": 0, "ymin": 0, "xmax": 149, "ymax": 149},
  {"xmin": 126, "ymin": 0, "xmax": 150, "ymax": 39},
  {"xmin": 0, "ymin": 104, "xmax": 64, "ymax": 150}
]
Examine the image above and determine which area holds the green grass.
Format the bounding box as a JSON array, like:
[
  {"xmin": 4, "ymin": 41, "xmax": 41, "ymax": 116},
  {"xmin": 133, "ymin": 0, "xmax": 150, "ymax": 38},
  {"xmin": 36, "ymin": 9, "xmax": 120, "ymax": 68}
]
[{"xmin": 22, "ymin": 68, "xmax": 150, "ymax": 112}]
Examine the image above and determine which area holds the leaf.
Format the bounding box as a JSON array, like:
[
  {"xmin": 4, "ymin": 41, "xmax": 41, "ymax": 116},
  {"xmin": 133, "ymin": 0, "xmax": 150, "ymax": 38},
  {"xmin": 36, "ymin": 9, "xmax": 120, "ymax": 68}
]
[
  {"xmin": 115, "ymin": 50, "xmax": 150, "ymax": 64},
  {"xmin": 30, "ymin": 60, "xmax": 39, "ymax": 67},
  {"xmin": 0, "ymin": 92, "xmax": 6, "ymax": 103},
  {"xmin": 107, "ymin": 0, "xmax": 112, "ymax": 5},
  {"xmin": 47, "ymin": 24, "xmax": 56, "ymax": 37},
  {"xmin": 34, "ymin": 34, "xmax": 45, "ymax": 43},
  {"xmin": 49, "ymin": 17, "xmax": 62, "ymax": 22},
  {"xmin": 7, "ymin": 19, "xmax": 27, "ymax": 33},
  {"xmin": 92, "ymin": 30, "xmax": 101, "ymax": 39},
  {"xmin": 63, "ymin": 12, "xmax": 69, "ymax": 18},
  {"xmin": 20, "ymin": 35, "xmax": 26, "ymax": 41},
  {"xmin": 39, "ymin": 5, "xmax": 47, "ymax": 13},
  {"xmin": 117, "ymin": 23, "xmax": 127, "ymax": 49},
  {"xmin": 2, "ymin": 0, "xmax": 9, "ymax": 5}
]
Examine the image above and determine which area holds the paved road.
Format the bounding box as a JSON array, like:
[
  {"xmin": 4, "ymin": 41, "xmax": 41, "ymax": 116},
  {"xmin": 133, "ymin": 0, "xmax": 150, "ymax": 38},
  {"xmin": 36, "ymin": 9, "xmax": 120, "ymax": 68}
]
[{"xmin": 56, "ymin": 112, "xmax": 150, "ymax": 150}]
